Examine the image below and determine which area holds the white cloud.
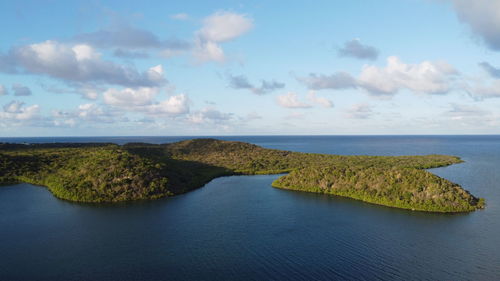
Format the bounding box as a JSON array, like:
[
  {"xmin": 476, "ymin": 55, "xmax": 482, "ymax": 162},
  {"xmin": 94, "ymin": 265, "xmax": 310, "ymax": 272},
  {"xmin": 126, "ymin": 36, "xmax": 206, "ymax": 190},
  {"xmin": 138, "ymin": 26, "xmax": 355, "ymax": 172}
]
[
  {"xmin": 307, "ymin": 91, "xmax": 333, "ymax": 108},
  {"xmin": 193, "ymin": 11, "xmax": 253, "ymax": 62},
  {"xmin": 103, "ymin": 87, "xmax": 158, "ymax": 107},
  {"xmin": 193, "ymin": 39, "xmax": 225, "ymax": 62},
  {"xmin": 198, "ymin": 11, "xmax": 253, "ymax": 43},
  {"xmin": 146, "ymin": 65, "xmax": 165, "ymax": 84},
  {"xmin": 146, "ymin": 94, "xmax": 190, "ymax": 116},
  {"xmin": 358, "ymin": 56, "xmax": 458, "ymax": 95},
  {"xmin": 0, "ymin": 100, "xmax": 40, "ymax": 121},
  {"xmin": 4, "ymin": 40, "xmax": 166, "ymax": 87},
  {"xmin": 451, "ymin": 0, "xmax": 500, "ymax": 51},
  {"xmin": 78, "ymin": 85, "xmax": 100, "ymax": 100},
  {"xmin": 276, "ymin": 92, "xmax": 312, "ymax": 108},
  {"xmin": 103, "ymin": 86, "xmax": 190, "ymax": 117},
  {"xmin": 72, "ymin": 44, "xmax": 100, "ymax": 61},
  {"xmin": 299, "ymin": 56, "xmax": 458, "ymax": 96}
]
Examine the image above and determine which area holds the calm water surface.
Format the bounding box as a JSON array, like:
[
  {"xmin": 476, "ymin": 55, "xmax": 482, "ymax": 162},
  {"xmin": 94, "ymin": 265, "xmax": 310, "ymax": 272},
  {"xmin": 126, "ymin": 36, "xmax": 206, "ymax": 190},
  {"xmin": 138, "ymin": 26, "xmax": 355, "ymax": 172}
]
[{"xmin": 1, "ymin": 136, "xmax": 499, "ymax": 280}]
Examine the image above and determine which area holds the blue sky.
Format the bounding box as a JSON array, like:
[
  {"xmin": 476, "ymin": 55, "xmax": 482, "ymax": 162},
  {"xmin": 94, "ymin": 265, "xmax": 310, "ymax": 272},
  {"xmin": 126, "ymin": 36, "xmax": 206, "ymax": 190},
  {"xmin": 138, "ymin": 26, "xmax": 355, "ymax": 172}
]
[{"xmin": 1, "ymin": 0, "xmax": 500, "ymax": 136}]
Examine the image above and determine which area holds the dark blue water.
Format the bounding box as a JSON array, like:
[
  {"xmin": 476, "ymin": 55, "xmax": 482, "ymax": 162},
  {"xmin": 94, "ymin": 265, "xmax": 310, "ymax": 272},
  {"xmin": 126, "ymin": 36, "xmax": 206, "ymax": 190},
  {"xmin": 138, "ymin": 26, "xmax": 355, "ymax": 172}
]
[{"xmin": 1, "ymin": 136, "xmax": 499, "ymax": 280}]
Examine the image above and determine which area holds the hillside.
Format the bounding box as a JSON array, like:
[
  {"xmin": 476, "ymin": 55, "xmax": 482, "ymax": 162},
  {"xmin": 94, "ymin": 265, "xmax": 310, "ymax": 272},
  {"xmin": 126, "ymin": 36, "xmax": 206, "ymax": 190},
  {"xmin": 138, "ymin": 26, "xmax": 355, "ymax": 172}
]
[{"xmin": 0, "ymin": 139, "xmax": 485, "ymax": 212}]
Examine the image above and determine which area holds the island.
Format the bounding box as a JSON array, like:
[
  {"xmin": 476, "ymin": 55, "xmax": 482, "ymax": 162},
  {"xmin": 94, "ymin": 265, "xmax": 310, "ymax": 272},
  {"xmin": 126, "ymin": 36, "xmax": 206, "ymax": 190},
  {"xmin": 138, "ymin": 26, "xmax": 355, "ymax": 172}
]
[{"xmin": 0, "ymin": 138, "xmax": 485, "ymax": 212}]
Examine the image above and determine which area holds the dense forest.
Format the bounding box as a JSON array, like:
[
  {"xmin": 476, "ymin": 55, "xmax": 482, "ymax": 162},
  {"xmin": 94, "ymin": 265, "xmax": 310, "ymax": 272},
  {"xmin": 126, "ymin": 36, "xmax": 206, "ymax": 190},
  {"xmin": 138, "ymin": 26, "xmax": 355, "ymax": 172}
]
[{"xmin": 0, "ymin": 139, "xmax": 485, "ymax": 212}]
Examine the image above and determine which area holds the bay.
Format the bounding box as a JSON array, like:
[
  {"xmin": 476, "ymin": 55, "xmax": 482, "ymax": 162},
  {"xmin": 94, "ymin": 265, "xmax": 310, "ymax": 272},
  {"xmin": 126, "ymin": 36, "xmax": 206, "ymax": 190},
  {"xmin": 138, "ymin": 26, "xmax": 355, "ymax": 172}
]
[{"xmin": 1, "ymin": 135, "xmax": 499, "ymax": 280}]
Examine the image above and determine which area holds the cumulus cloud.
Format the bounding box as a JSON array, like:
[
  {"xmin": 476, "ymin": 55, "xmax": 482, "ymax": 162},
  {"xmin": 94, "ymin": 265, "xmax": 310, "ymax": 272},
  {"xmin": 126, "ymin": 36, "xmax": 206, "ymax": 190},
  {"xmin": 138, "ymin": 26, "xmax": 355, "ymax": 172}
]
[
  {"xmin": 193, "ymin": 11, "xmax": 253, "ymax": 62},
  {"xmin": 1, "ymin": 40, "xmax": 167, "ymax": 87},
  {"xmin": 0, "ymin": 100, "xmax": 40, "ymax": 122},
  {"xmin": 12, "ymin": 83, "xmax": 32, "ymax": 96},
  {"xmin": 227, "ymin": 74, "xmax": 285, "ymax": 95},
  {"xmin": 276, "ymin": 92, "xmax": 312, "ymax": 108},
  {"xmin": 307, "ymin": 91, "xmax": 333, "ymax": 108},
  {"xmin": 338, "ymin": 39, "xmax": 379, "ymax": 60},
  {"xmin": 346, "ymin": 103, "xmax": 374, "ymax": 119},
  {"xmin": 451, "ymin": 0, "xmax": 500, "ymax": 51},
  {"xmin": 297, "ymin": 72, "xmax": 357, "ymax": 90},
  {"xmin": 192, "ymin": 40, "xmax": 225, "ymax": 62},
  {"xmin": 103, "ymin": 87, "xmax": 158, "ymax": 107},
  {"xmin": 198, "ymin": 11, "xmax": 253, "ymax": 42},
  {"xmin": 359, "ymin": 56, "xmax": 458, "ymax": 95},
  {"xmin": 0, "ymin": 84, "xmax": 8, "ymax": 96},
  {"xmin": 103, "ymin": 86, "xmax": 190, "ymax": 116},
  {"xmin": 145, "ymin": 94, "xmax": 191, "ymax": 116},
  {"xmin": 298, "ymin": 57, "xmax": 458, "ymax": 96}
]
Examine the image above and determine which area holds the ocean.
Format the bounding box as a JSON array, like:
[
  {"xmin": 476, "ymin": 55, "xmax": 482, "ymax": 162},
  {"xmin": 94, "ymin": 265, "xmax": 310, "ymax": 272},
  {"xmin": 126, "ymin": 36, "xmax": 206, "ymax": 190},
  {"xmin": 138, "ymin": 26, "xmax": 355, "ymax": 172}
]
[{"xmin": 0, "ymin": 135, "xmax": 499, "ymax": 280}]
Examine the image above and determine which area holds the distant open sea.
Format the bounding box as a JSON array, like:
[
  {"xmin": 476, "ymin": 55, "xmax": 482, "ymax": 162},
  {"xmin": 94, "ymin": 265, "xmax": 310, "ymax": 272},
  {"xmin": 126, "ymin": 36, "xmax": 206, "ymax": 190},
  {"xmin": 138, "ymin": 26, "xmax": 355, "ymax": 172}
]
[{"xmin": 1, "ymin": 135, "xmax": 499, "ymax": 280}]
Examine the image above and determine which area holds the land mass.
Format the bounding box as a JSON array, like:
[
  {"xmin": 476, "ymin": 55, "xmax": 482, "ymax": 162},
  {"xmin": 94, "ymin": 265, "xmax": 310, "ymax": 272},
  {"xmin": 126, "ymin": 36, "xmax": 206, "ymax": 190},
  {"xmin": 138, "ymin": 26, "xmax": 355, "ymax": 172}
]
[{"xmin": 0, "ymin": 138, "xmax": 485, "ymax": 212}]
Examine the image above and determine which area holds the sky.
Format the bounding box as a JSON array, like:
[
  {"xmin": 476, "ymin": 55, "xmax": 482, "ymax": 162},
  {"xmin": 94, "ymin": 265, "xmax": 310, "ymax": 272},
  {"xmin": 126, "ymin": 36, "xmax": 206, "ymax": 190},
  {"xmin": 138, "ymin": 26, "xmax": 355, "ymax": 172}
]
[{"xmin": 1, "ymin": 0, "xmax": 500, "ymax": 136}]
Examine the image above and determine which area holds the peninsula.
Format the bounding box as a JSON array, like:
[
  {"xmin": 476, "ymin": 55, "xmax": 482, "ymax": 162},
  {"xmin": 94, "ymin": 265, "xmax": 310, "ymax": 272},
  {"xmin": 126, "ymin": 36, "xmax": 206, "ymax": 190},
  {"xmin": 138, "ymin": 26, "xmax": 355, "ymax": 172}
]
[{"xmin": 0, "ymin": 139, "xmax": 484, "ymax": 212}]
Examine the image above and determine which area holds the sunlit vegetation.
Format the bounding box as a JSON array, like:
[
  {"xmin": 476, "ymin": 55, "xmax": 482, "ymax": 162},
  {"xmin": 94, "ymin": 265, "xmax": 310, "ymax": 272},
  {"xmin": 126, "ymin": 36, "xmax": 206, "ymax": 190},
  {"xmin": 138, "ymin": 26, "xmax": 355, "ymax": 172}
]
[{"xmin": 0, "ymin": 139, "xmax": 485, "ymax": 212}]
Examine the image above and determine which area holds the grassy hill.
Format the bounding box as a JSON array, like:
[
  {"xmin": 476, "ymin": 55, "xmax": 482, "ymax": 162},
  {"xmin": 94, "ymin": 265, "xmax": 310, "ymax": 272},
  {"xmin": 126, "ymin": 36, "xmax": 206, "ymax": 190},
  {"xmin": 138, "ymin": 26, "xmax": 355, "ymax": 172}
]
[{"xmin": 0, "ymin": 139, "xmax": 485, "ymax": 212}]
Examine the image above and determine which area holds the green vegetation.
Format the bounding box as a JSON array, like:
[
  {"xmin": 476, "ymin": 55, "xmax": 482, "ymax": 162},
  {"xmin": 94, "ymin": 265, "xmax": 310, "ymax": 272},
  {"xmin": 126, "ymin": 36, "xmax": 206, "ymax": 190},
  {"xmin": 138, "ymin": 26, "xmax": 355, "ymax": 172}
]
[{"xmin": 0, "ymin": 138, "xmax": 485, "ymax": 212}]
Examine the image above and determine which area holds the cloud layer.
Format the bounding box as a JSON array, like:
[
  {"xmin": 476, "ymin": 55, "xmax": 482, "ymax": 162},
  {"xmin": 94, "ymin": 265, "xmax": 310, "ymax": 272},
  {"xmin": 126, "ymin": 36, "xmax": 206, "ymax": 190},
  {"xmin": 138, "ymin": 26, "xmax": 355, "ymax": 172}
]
[
  {"xmin": 1, "ymin": 40, "xmax": 167, "ymax": 87},
  {"xmin": 299, "ymin": 56, "xmax": 458, "ymax": 96},
  {"xmin": 0, "ymin": 100, "xmax": 40, "ymax": 125},
  {"xmin": 194, "ymin": 11, "xmax": 253, "ymax": 62}
]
